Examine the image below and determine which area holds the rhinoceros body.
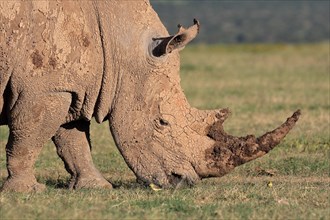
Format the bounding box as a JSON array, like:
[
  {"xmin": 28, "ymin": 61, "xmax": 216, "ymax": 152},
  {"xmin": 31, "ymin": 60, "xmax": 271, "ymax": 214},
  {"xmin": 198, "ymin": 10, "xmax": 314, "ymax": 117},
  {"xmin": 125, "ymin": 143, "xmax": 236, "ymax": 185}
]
[
  {"xmin": 0, "ymin": 1, "xmax": 158, "ymax": 124},
  {"xmin": 0, "ymin": 1, "xmax": 300, "ymax": 192}
]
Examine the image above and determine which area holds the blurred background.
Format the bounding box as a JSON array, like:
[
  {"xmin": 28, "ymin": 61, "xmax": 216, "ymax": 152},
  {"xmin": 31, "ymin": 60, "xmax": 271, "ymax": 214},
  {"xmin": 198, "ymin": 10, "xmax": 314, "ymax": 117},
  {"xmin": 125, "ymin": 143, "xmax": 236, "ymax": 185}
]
[{"xmin": 151, "ymin": 0, "xmax": 329, "ymax": 44}]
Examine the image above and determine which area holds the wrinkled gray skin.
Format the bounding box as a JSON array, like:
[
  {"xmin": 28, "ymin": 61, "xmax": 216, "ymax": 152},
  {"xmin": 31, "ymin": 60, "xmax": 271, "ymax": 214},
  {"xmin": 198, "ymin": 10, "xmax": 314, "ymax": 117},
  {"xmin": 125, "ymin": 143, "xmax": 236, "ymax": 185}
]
[{"xmin": 0, "ymin": 1, "xmax": 300, "ymax": 192}]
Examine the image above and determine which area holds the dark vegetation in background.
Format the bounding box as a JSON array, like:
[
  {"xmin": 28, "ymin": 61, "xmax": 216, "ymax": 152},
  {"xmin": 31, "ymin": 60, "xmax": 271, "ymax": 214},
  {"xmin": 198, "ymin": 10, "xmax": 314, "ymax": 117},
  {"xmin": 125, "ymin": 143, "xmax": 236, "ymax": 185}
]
[{"xmin": 151, "ymin": 0, "xmax": 330, "ymax": 43}]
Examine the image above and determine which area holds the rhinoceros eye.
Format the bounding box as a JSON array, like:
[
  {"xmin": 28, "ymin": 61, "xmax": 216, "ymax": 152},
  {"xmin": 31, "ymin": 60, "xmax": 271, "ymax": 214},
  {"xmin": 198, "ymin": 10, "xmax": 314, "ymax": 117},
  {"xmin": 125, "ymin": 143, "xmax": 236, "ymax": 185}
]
[
  {"xmin": 154, "ymin": 117, "xmax": 170, "ymax": 130},
  {"xmin": 159, "ymin": 118, "xmax": 169, "ymax": 126}
]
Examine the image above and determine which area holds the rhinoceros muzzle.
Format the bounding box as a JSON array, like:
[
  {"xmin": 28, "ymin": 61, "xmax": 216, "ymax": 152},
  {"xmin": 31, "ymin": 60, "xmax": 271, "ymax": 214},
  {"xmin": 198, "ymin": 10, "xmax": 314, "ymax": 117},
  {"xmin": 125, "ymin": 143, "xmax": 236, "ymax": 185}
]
[{"xmin": 113, "ymin": 106, "xmax": 300, "ymax": 188}]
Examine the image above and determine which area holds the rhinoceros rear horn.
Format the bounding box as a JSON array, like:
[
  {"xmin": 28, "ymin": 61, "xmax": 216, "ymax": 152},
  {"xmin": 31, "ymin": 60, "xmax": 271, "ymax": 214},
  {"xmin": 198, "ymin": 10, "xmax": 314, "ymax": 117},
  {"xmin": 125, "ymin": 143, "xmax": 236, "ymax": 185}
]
[{"xmin": 152, "ymin": 19, "xmax": 200, "ymax": 57}]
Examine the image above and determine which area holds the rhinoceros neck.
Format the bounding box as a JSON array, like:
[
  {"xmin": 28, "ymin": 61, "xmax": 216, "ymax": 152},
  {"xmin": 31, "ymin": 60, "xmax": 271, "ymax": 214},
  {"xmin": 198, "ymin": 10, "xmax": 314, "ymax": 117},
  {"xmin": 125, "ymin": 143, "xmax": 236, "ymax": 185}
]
[
  {"xmin": 92, "ymin": 0, "xmax": 156, "ymax": 123},
  {"xmin": 92, "ymin": 2, "xmax": 123, "ymax": 123}
]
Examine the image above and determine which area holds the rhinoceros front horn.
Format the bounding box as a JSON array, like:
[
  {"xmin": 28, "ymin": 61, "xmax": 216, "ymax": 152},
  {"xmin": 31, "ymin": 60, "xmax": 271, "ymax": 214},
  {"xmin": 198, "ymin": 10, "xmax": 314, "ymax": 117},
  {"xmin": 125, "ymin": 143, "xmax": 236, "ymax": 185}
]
[
  {"xmin": 194, "ymin": 110, "xmax": 301, "ymax": 178},
  {"xmin": 152, "ymin": 19, "xmax": 200, "ymax": 57}
]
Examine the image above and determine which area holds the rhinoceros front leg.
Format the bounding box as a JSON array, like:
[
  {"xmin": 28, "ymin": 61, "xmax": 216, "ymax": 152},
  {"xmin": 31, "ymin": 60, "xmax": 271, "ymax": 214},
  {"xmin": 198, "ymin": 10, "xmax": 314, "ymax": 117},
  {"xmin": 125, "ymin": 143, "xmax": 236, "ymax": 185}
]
[
  {"xmin": 52, "ymin": 120, "xmax": 112, "ymax": 190},
  {"xmin": 1, "ymin": 94, "xmax": 71, "ymax": 192}
]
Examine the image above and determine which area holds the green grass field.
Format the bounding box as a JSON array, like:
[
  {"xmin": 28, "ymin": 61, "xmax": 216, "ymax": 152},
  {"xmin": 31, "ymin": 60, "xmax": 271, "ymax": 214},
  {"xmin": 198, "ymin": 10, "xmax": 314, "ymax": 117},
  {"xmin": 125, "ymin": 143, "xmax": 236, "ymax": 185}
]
[{"xmin": 0, "ymin": 43, "xmax": 329, "ymax": 219}]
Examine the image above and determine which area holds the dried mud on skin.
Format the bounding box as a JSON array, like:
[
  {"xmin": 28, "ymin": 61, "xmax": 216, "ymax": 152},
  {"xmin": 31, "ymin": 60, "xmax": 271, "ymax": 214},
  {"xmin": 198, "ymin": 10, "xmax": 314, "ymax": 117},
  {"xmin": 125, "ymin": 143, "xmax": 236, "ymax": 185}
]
[{"xmin": 205, "ymin": 110, "xmax": 301, "ymax": 177}]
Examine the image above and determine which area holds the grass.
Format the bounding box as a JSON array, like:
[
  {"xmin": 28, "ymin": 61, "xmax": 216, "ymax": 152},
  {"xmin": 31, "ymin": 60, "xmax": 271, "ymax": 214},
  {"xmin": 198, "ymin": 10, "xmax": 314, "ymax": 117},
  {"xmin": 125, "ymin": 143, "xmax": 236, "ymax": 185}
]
[{"xmin": 0, "ymin": 42, "xmax": 329, "ymax": 219}]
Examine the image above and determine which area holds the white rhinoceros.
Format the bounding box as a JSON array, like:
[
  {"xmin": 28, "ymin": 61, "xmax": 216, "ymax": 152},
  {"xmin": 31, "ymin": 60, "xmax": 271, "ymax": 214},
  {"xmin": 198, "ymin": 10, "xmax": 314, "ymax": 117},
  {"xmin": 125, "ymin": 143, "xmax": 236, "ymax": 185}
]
[{"xmin": 0, "ymin": 1, "xmax": 300, "ymax": 192}]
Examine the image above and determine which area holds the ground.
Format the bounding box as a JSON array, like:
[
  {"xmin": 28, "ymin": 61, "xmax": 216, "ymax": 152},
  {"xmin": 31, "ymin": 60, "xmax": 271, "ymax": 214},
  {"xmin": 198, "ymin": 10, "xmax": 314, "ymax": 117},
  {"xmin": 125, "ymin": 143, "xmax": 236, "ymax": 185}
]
[{"xmin": 0, "ymin": 43, "xmax": 329, "ymax": 219}]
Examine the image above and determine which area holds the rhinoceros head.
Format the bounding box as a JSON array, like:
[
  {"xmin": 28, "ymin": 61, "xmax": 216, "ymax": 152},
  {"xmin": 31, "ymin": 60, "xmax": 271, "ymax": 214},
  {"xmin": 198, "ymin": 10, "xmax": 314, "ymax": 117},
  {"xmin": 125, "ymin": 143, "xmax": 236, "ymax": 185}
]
[{"xmin": 106, "ymin": 8, "xmax": 300, "ymax": 188}]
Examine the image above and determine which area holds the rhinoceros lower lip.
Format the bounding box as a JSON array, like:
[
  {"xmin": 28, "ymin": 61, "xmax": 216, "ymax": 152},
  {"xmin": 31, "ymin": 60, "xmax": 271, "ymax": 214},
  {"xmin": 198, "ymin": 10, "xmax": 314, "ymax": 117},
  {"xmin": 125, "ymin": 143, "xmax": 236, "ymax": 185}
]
[
  {"xmin": 167, "ymin": 172, "xmax": 192, "ymax": 187},
  {"xmin": 137, "ymin": 167, "xmax": 199, "ymax": 189}
]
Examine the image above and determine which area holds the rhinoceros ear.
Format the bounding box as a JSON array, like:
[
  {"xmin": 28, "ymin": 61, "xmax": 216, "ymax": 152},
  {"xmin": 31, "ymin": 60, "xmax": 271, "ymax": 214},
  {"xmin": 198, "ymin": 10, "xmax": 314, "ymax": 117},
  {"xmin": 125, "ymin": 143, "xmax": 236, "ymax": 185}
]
[{"xmin": 152, "ymin": 19, "xmax": 200, "ymax": 57}]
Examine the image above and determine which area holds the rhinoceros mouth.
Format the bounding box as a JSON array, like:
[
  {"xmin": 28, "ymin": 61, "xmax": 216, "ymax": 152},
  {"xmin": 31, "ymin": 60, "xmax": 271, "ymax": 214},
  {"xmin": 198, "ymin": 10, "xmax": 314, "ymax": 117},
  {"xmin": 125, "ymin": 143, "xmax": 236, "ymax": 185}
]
[
  {"xmin": 151, "ymin": 172, "xmax": 198, "ymax": 189},
  {"xmin": 167, "ymin": 170, "xmax": 200, "ymax": 188},
  {"xmin": 134, "ymin": 163, "xmax": 200, "ymax": 189}
]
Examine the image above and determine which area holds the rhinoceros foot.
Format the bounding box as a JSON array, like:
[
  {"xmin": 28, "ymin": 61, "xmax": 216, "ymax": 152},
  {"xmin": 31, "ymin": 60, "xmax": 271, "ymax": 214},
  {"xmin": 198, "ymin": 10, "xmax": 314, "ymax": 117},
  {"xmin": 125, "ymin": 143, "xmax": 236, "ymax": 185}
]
[
  {"xmin": 71, "ymin": 175, "xmax": 113, "ymax": 190},
  {"xmin": 1, "ymin": 176, "xmax": 46, "ymax": 193}
]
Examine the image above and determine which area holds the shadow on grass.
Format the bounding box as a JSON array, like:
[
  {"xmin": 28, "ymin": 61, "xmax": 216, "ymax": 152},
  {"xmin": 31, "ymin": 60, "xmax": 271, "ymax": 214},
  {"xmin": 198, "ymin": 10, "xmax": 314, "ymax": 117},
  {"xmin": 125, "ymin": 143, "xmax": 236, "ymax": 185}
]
[
  {"xmin": 45, "ymin": 178, "xmax": 69, "ymax": 189},
  {"xmin": 111, "ymin": 179, "xmax": 147, "ymax": 190},
  {"xmin": 44, "ymin": 177, "xmax": 147, "ymax": 190}
]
